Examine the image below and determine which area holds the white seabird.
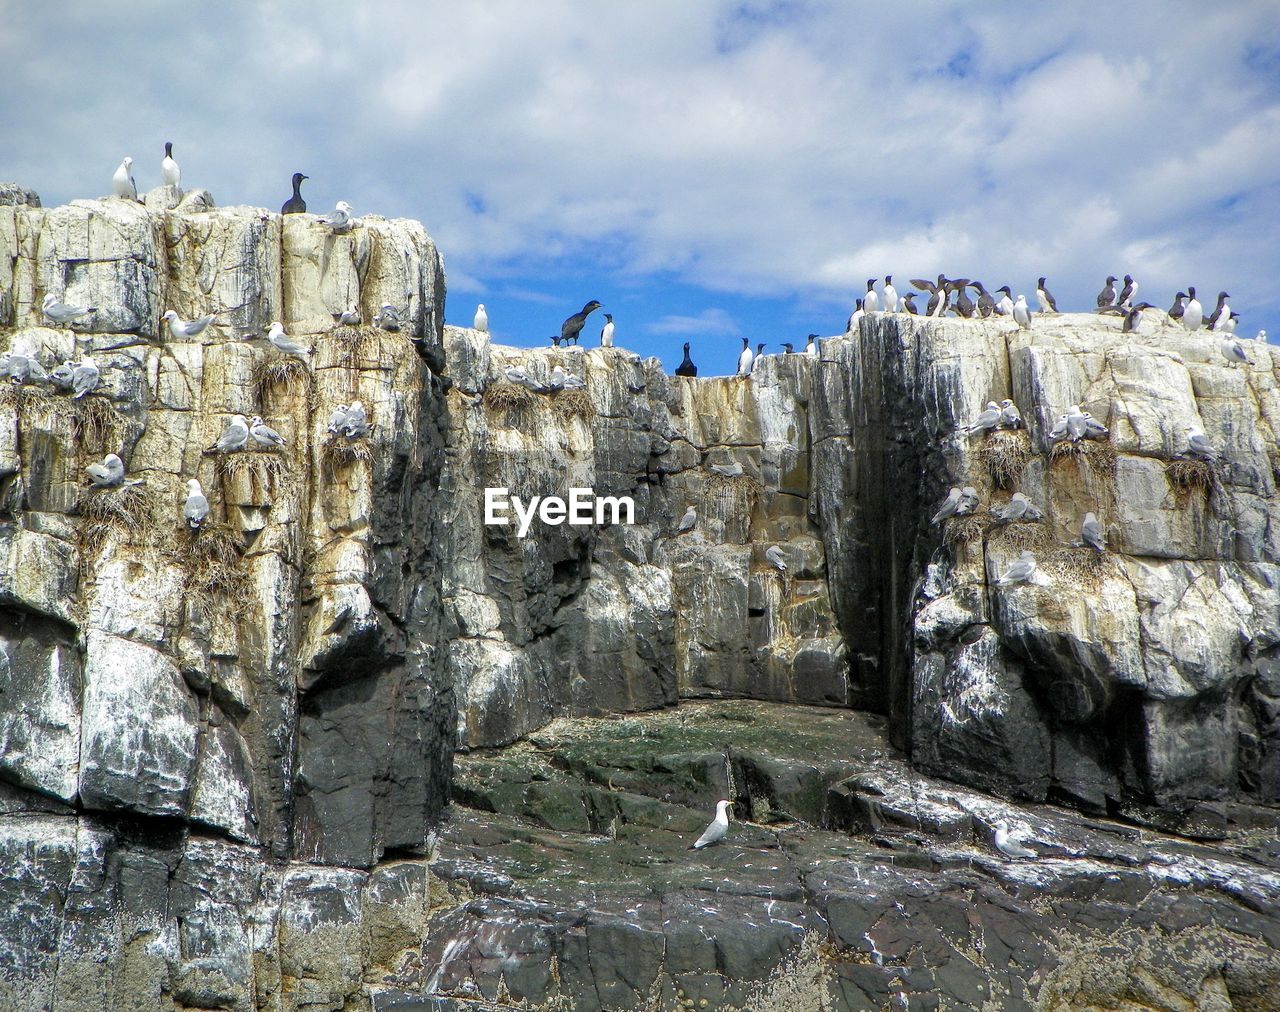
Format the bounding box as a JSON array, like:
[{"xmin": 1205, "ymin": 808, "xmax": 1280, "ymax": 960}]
[
  {"xmin": 994, "ymin": 286, "xmax": 1014, "ymax": 317},
  {"xmin": 1182, "ymin": 287, "xmax": 1203, "ymax": 331},
  {"xmin": 736, "ymin": 338, "xmax": 754, "ymax": 377},
  {"xmin": 112, "ymin": 157, "xmax": 137, "ymax": 200},
  {"xmin": 342, "ymin": 401, "xmax": 369, "ymax": 439},
  {"xmin": 957, "ymin": 486, "xmax": 980, "ymax": 515},
  {"xmin": 208, "ymin": 415, "xmax": 250, "ymax": 454},
  {"xmin": 1065, "ymin": 405, "xmax": 1089, "ymax": 442},
  {"xmin": 846, "ymin": 300, "xmax": 865, "ymax": 331},
  {"xmin": 1220, "ymin": 336, "xmax": 1248, "ymax": 366},
  {"xmin": 161, "ymin": 142, "xmax": 181, "ymax": 192},
  {"xmin": 86, "ymin": 453, "xmax": 127, "ymax": 488},
  {"xmin": 676, "ymin": 505, "xmax": 697, "ymax": 534},
  {"xmin": 805, "ymin": 334, "xmax": 817, "ymax": 356},
  {"xmin": 0, "ymin": 352, "xmax": 33, "ymax": 384},
  {"xmin": 1081, "ymin": 511, "xmax": 1105, "ymax": 552},
  {"xmin": 326, "ymin": 404, "xmax": 350, "ymax": 434},
  {"xmin": 599, "ymin": 313, "xmax": 614, "ymax": 347},
  {"xmin": 71, "ymin": 356, "xmax": 100, "ymax": 398},
  {"xmin": 374, "ymin": 304, "xmax": 403, "ymax": 332},
  {"xmin": 42, "ymin": 294, "xmax": 97, "ymax": 325},
  {"xmin": 1081, "ymin": 411, "xmax": 1110, "ymax": 440},
  {"xmin": 49, "ymin": 360, "xmax": 77, "ymax": 392},
  {"xmin": 183, "ymin": 479, "xmax": 210, "ymax": 529},
  {"xmin": 862, "ymin": 279, "xmax": 880, "ymax": 315},
  {"xmin": 994, "ymin": 819, "xmax": 1037, "ymax": 860},
  {"xmin": 474, "ymin": 304, "xmax": 489, "ymax": 332},
  {"xmin": 991, "ymin": 492, "xmax": 1042, "ymax": 523},
  {"xmin": 765, "ymin": 546, "xmax": 788, "ymax": 573},
  {"xmin": 690, "ymin": 800, "xmax": 734, "ymax": 850},
  {"xmin": 249, "ymin": 415, "xmax": 287, "ymax": 449},
  {"xmin": 965, "ymin": 401, "xmax": 1002, "ymax": 435},
  {"xmin": 266, "ymin": 321, "xmax": 309, "ymax": 359},
  {"xmin": 997, "ymin": 399, "xmax": 1023, "ymax": 429},
  {"xmin": 318, "ymin": 201, "xmax": 354, "ymax": 233},
  {"xmin": 1012, "ymin": 295, "xmax": 1032, "ymax": 331},
  {"xmin": 334, "ymin": 306, "xmax": 361, "ymax": 327},
  {"xmin": 931, "ymin": 487, "xmax": 962, "ymax": 525},
  {"xmin": 1255, "ymin": 330, "xmax": 1268, "ymax": 343},
  {"xmin": 709, "ymin": 462, "xmax": 744, "ymax": 477},
  {"xmin": 1187, "ymin": 431, "xmax": 1220, "ymax": 463},
  {"xmin": 1048, "ymin": 414, "xmax": 1069, "ymax": 442},
  {"xmin": 163, "ymin": 310, "xmax": 218, "ymax": 339},
  {"xmin": 997, "ymin": 551, "xmax": 1040, "ymax": 587},
  {"xmin": 882, "ymin": 276, "xmax": 898, "ymax": 315}
]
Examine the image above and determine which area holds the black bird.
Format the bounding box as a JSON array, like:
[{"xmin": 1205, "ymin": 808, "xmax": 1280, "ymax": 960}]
[
  {"xmin": 560, "ymin": 300, "xmax": 602, "ymax": 345},
  {"xmin": 675, "ymin": 342, "xmax": 697, "ymax": 377},
  {"xmin": 782, "ymin": 342, "xmax": 795, "ymax": 353},
  {"xmin": 1096, "ymin": 275, "xmax": 1118, "ymax": 309},
  {"xmin": 282, "ymin": 172, "xmax": 308, "ymax": 214},
  {"xmin": 1168, "ymin": 291, "xmax": 1187, "ymax": 321},
  {"xmin": 902, "ymin": 293, "xmax": 919, "ymax": 315},
  {"xmin": 953, "ymin": 282, "xmax": 975, "ymax": 318},
  {"xmin": 549, "ymin": 334, "xmax": 562, "ymax": 347},
  {"xmin": 972, "ymin": 281, "xmax": 996, "ymax": 318},
  {"xmin": 756, "ymin": 342, "xmax": 766, "ymax": 359},
  {"xmin": 1036, "ymin": 277, "xmax": 1059, "ymax": 313},
  {"xmin": 1122, "ymin": 306, "xmax": 1141, "ymax": 333},
  {"xmin": 1206, "ymin": 291, "xmax": 1230, "ymax": 329},
  {"xmin": 1117, "ymin": 274, "xmax": 1137, "ymax": 307}
]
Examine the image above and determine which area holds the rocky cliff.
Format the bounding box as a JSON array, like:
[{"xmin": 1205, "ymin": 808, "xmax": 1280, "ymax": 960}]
[{"xmin": 0, "ymin": 189, "xmax": 1277, "ymax": 1011}]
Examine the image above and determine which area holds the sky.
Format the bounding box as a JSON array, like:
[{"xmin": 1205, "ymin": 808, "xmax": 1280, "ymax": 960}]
[{"xmin": 3, "ymin": 1, "xmax": 1279, "ymax": 376}]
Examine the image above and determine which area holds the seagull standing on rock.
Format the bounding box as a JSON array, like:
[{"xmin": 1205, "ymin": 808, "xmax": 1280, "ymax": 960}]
[
  {"xmin": 965, "ymin": 401, "xmax": 1002, "ymax": 435},
  {"xmin": 183, "ymin": 479, "xmax": 209, "ymax": 529},
  {"xmin": 1081, "ymin": 512, "xmax": 1106, "ymax": 552},
  {"xmin": 994, "ymin": 820, "xmax": 1037, "ymax": 859},
  {"xmin": 690, "ymin": 800, "xmax": 734, "ymax": 850},
  {"xmin": 207, "ymin": 415, "xmax": 250, "ymax": 454},
  {"xmin": 676, "ymin": 505, "xmax": 697, "ymax": 534},
  {"xmin": 161, "ymin": 142, "xmax": 181, "ymax": 192},
  {"xmin": 71, "ymin": 356, "xmax": 100, "ymax": 398},
  {"xmin": 266, "ymin": 321, "xmax": 309, "ymax": 359},
  {"xmin": 765, "ymin": 546, "xmax": 788, "ymax": 573},
  {"xmin": 249, "ymin": 416, "xmax": 287, "ymax": 449},
  {"xmin": 341, "ymin": 401, "xmax": 369, "ymax": 439},
  {"xmin": 931, "ymin": 487, "xmax": 963, "ymax": 525},
  {"xmin": 85, "ymin": 453, "xmax": 129, "ymax": 488},
  {"xmin": 374, "ymin": 304, "xmax": 403, "ymax": 332},
  {"xmin": 163, "ymin": 310, "xmax": 218, "ymax": 339},
  {"xmin": 334, "ymin": 306, "xmax": 360, "ymax": 326},
  {"xmin": 112, "ymin": 157, "xmax": 137, "ymax": 200},
  {"xmin": 326, "ymin": 404, "xmax": 350, "ymax": 434},
  {"xmin": 1012, "ymin": 295, "xmax": 1032, "ymax": 331},
  {"xmin": 318, "ymin": 201, "xmax": 355, "ymax": 233},
  {"xmin": 42, "ymin": 294, "xmax": 97, "ymax": 325},
  {"xmin": 997, "ymin": 551, "xmax": 1040, "ymax": 587},
  {"xmin": 1187, "ymin": 431, "xmax": 1220, "ymax": 463},
  {"xmin": 998, "ymin": 399, "xmax": 1023, "ymax": 429},
  {"xmin": 474, "ymin": 304, "xmax": 488, "ymax": 332},
  {"xmin": 1220, "ymin": 336, "xmax": 1249, "ymax": 366}
]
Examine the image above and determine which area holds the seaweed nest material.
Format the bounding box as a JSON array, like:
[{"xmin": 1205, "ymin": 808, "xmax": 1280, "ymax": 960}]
[
  {"xmin": 330, "ymin": 324, "xmax": 382, "ymax": 371},
  {"xmin": 943, "ymin": 513, "xmax": 984, "ymax": 547},
  {"xmin": 552, "ymin": 388, "xmax": 595, "ymax": 422},
  {"xmin": 705, "ymin": 472, "xmax": 764, "ymax": 515},
  {"xmin": 215, "ymin": 451, "xmax": 286, "ymax": 499},
  {"xmin": 1042, "ymin": 546, "xmax": 1106, "ymax": 587},
  {"xmin": 975, "ymin": 429, "xmax": 1031, "ymax": 489},
  {"xmin": 254, "ymin": 356, "xmax": 309, "ymax": 399},
  {"xmin": 1050, "ymin": 439, "xmax": 1117, "ymax": 479},
  {"xmin": 1166, "ymin": 458, "xmax": 1213, "ymax": 503},
  {"xmin": 176, "ymin": 521, "xmax": 252, "ymax": 623},
  {"xmin": 483, "ymin": 382, "xmax": 535, "ymax": 425},
  {"xmin": 990, "ymin": 520, "xmax": 1052, "ymax": 553},
  {"xmin": 77, "ymin": 483, "xmax": 159, "ymax": 556},
  {"xmin": 322, "ymin": 433, "xmax": 374, "ymax": 477},
  {"xmin": 71, "ymin": 396, "xmax": 120, "ymax": 450}
]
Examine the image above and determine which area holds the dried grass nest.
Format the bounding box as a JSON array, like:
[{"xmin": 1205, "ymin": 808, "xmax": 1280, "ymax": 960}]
[
  {"xmin": 322, "ymin": 433, "xmax": 374, "ymax": 476},
  {"xmin": 176, "ymin": 521, "xmax": 252, "ymax": 623},
  {"xmin": 989, "ymin": 519, "xmax": 1051, "ymax": 553},
  {"xmin": 552, "ymin": 388, "xmax": 595, "ymax": 422},
  {"xmin": 215, "ymin": 451, "xmax": 287, "ymax": 498},
  {"xmin": 1050, "ymin": 438, "xmax": 1117, "ymax": 478},
  {"xmin": 1166, "ymin": 458, "xmax": 1213, "ymax": 502},
  {"xmin": 329, "ymin": 324, "xmax": 383, "ymax": 371},
  {"xmin": 71, "ymin": 396, "xmax": 121, "ymax": 449},
  {"xmin": 705, "ymin": 471, "xmax": 765, "ymax": 515},
  {"xmin": 254, "ymin": 356, "xmax": 309, "ymax": 399},
  {"xmin": 1041, "ymin": 546, "xmax": 1106, "ymax": 587},
  {"xmin": 943, "ymin": 512, "xmax": 984, "ymax": 547},
  {"xmin": 77, "ymin": 482, "xmax": 159, "ymax": 555},
  {"xmin": 483, "ymin": 382, "xmax": 535, "ymax": 423},
  {"xmin": 975, "ymin": 429, "xmax": 1032, "ymax": 489}
]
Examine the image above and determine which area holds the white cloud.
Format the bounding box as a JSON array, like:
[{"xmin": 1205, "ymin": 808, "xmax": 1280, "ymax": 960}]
[{"xmin": 647, "ymin": 308, "xmax": 741, "ymax": 336}]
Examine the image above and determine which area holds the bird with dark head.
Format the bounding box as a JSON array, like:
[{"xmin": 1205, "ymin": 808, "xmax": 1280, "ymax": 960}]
[
  {"xmin": 282, "ymin": 172, "xmax": 308, "ymax": 214},
  {"xmin": 560, "ymin": 300, "xmax": 601, "ymax": 345},
  {"xmin": 675, "ymin": 342, "xmax": 697, "ymax": 377}
]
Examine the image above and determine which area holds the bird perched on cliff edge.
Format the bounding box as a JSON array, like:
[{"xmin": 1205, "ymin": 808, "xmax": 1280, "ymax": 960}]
[
  {"xmin": 862, "ymin": 279, "xmax": 880, "ymax": 315},
  {"xmin": 600, "ymin": 313, "xmax": 614, "ymax": 347},
  {"xmin": 1182, "ymin": 287, "xmax": 1203, "ymax": 331},
  {"xmin": 1035, "ymin": 278, "xmax": 1059, "ymax": 313},
  {"xmin": 710, "ymin": 461, "xmax": 744, "ymax": 477},
  {"xmin": 183, "ymin": 479, "xmax": 209, "ymax": 529},
  {"xmin": 1081, "ymin": 512, "xmax": 1105, "ymax": 553},
  {"xmin": 1096, "ymin": 276, "xmax": 1118, "ymax": 309},
  {"xmin": 1220, "ymin": 336, "xmax": 1248, "ymax": 366},
  {"xmin": 1012, "ymin": 295, "xmax": 1032, "ymax": 331},
  {"xmin": 931, "ymin": 487, "xmax": 962, "ymax": 525},
  {"xmin": 964, "ymin": 401, "xmax": 1002, "ymax": 436},
  {"xmin": 1208, "ymin": 292, "xmax": 1231, "ymax": 330},
  {"xmin": 334, "ymin": 306, "xmax": 360, "ymax": 326},
  {"xmin": 1117, "ymin": 274, "xmax": 1138, "ymax": 308},
  {"xmin": 846, "ymin": 299, "xmax": 865, "ymax": 331},
  {"xmin": 1122, "ymin": 306, "xmax": 1141, "ymax": 334},
  {"xmin": 42, "ymin": 294, "xmax": 97, "ymax": 325},
  {"xmin": 560, "ymin": 300, "xmax": 602, "ymax": 345},
  {"xmin": 342, "ymin": 401, "xmax": 369, "ymax": 439},
  {"xmin": 736, "ymin": 337, "xmax": 753, "ymax": 376},
  {"xmin": 690, "ymin": 800, "xmax": 733, "ymax": 849},
  {"xmin": 326, "ymin": 404, "xmax": 350, "ymax": 434},
  {"xmin": 1168, "ymin": 292, "xmax": 1187, "ymax": 321},
  {"xmin": 281, "ymin": 172, "xmax": 308, "ymax": 214},
  {"xmin": 474, "ymin": 304, "xmax": 488, "ymax": 332},
  {"xmin": 161, "ymin": 142, "xmax": 181, "ymax": 192},
  {"xmin": 1186, "ymin": 431, "xmax": 1220, "ymax": 463},
  {"xmin": 71, "ymin": 357, "xmax": 100, "ymax": 398},
  {"xmin": 163, "ymin": 310, "xmax": 217, "ymax": 339},
  {"xmin": 676, "ymin": 505, "xmax": 697, "ymax": 534},
  {"xmin": 994, "ymin": 286, "xmax": 1014, "ymax": 317},
  {"xmin": 207, "ymin": 415, "xmax": 250, "ymax": 454},
  {"xmin": 265, "ymin": 321, "xmax": 309, "ymax": 359},
  {"xmin": 882, "ymin": 276, "xmax": 898, "ymax": 314},
  {"xmin": 997, "ymin": 551, "xmax": 1041, "ymax": 587},
  {"xmin": 805, "ymin": 334, "xmax": 818, "ymax": 356},
  {"xmin": 998, "ymin": 399, "xmax": 1023, "ymax": 429},
  {"xmin": 318, "ymin": 201, "xmax": 354, "ymax": 233},
  {"xmin": 675, "ymin": 343, "xmax": 697, "ymax": 377},
  {"xmin": 113, "ymin": 157, "xmax": 138, "ymax": 200},
  {"xmin": 249, "ymin": 415, "xmax": 287, "ymax": 449},
  {"xmin": 86, "ymin": 453, "xmax": 133, "ymax": 488},
  {"xmin": 994, "ymin": 820, "xmax": 1037, "ymax": 859},
  {"xmin": 374, "ymin": 304, "xmax": 403, "ymax": 332},
  {"xmin": 972, "ymin": 282, "xmax": 996, "ymax": 319},
  {"xmin": 765, "ymin": 546, "xmax": 788, "ymax": 573}
]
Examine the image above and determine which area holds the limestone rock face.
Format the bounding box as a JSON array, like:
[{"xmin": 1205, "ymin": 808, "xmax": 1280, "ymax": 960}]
[
  {"xmin": 843, "ymin": 312, "xmax": 1280, "ymax": 817},
  {"xmin": 441, "ymin": 331, "xmax": 851, "ymax": 747},
  {"xmin": 0, "ymin": 196, "xmax": 452, "ymax": 868}
]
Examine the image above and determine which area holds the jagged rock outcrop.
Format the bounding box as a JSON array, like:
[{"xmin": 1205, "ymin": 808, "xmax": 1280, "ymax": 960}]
[{"xmin": 2, "ymin": 186, "xmax": 1278, "ymax": 1011}]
